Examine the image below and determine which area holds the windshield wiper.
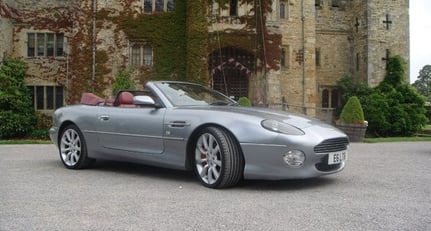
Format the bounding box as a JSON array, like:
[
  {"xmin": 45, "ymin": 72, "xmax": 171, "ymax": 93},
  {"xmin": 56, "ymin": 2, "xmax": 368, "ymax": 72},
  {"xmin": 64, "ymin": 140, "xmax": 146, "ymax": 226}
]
[
  {"xmin": 209, "ymin": 101, "xmax": 238, "ymax": 106},
  {"xmin": 209, "ymin": 101, "xmax": 229, "ymax": 106}
]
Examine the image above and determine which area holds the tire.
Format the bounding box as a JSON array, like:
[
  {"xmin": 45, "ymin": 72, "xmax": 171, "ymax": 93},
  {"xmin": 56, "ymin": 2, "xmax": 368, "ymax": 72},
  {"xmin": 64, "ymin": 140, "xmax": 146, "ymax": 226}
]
[
  {"xmin": 59, "ymin": 124, "xmax": 92, "ymax": 169},
  {"xmin": 193, "ymin": 126, "xmax": 244, "ymax": 188}
]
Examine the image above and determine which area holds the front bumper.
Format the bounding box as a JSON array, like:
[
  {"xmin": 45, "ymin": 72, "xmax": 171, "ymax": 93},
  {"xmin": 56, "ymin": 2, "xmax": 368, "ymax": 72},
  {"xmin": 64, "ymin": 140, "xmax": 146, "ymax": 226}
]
[
  {"xmin": 241, "ymin": 137, "xmax": 349, "ymax": 180},
  {"xmin": 49, "ymin": 126, "xmax": 59, "ymax": 147}
]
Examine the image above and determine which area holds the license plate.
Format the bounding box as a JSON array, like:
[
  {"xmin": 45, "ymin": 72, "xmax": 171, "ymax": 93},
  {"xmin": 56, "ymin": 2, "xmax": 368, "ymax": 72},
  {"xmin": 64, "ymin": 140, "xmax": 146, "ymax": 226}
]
[{"xmin": 328, "ymin": 150, "xmax": 348, "ymax": 165}]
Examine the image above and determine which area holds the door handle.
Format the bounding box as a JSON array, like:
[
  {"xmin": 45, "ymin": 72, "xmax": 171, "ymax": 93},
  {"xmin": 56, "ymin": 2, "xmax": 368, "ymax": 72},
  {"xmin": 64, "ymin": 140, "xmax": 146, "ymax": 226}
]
[{"xmin": 99, "ymin": 115, "xmax": 110, "ymax": 121}]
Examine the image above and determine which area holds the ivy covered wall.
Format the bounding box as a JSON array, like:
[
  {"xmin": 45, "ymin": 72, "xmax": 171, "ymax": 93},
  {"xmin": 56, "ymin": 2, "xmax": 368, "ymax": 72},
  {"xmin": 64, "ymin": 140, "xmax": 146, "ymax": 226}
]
[
  {"xmin": 117, "ymin": 1, "xmax": 189, "ymax": 82},
  {"xmin": 3, "ymin": 0, "xmax": 282, "ymax": 104}
]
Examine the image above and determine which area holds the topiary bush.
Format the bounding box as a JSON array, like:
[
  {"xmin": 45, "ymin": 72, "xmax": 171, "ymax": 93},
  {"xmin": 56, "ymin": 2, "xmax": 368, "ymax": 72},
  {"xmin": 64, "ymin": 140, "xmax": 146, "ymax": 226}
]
[
  {"xmin": 0, "ymin": 57, "xmax": 37, "ymax": 138},
  {"xmin": 336, "ymin": 96, "xmax": 367, "ymax": 142},
  {"xmin": 237, "ymin": 97, "xmax": 251, "ymax": 107},
  {"xmin": 338, "ymin": 96, "xmax": 365, "ymax": 124}
]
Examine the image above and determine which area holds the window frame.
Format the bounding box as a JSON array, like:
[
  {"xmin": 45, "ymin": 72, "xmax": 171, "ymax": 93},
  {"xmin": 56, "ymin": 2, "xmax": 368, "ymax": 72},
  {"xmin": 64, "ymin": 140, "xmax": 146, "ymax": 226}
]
[
  {"xmin": 279, "ymin": 0, "xmax": 290, "ymax": 20},
  {"xmin": 315, "ymin": 47, "xmax": 321, "ymax": 67},
  {"xmin": 229, "ymin": 0, "xmax": 238, "ymax": 16},
  {"xmin": 281, "ymin": 45, "xmax": 290, "ymax": 69},
  {"xmin": 129, "ymin": 42, "xmax": 154, "ymax": 67},
  {"xmin": 27, "ymin": 32, "xmax": 64, "ymax": 58},
  {"xmin": 321, "ymin": 88, "xmax": 339, "ymax": 109},
  {"xmin": 142, "ymin": 0, "xmax": 174, "ymax": 13},
  {"xmin": 27, "ymin": 85, "xmax": 64, "ymax": 111}
]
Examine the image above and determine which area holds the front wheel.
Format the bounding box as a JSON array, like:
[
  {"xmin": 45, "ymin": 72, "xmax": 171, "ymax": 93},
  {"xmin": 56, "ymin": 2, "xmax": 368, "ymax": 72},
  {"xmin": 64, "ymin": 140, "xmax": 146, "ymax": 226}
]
[
  {"xmin": 59, "ymin": 124, "xmax": 92, "ymax": 169},
  {"xmin": 193, "ymin": 127, "xmax": 244, "ymax": 188}
]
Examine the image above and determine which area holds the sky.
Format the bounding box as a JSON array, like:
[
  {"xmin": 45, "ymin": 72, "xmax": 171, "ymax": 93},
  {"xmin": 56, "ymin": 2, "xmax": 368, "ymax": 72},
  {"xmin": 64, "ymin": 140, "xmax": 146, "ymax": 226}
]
[{"xmin": 410, "ymin": 0, "xmax": 431, "ymax": 83}]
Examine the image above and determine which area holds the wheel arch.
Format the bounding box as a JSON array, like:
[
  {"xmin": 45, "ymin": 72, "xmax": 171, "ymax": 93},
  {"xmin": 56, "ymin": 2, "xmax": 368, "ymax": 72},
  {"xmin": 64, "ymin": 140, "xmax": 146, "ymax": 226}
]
[
  {"xmin": 57, "ymin": 121, "xmax": 78, "ymax": 145},
  {"xmin": 184, "ymin": 123, "xmax": 244, "ymax": 170}
]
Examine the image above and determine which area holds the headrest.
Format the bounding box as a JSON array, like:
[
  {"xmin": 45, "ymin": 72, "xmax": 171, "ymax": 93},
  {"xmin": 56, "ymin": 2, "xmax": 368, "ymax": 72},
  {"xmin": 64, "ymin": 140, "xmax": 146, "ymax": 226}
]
[{"xmin": 117, "ymin": 91, "xmax": 134, "ymax": 105}]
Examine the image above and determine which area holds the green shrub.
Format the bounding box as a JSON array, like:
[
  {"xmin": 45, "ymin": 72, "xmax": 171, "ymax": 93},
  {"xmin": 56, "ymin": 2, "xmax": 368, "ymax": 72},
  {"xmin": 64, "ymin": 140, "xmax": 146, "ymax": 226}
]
[
  {"xmin": 338, "ymin": 55, "xmax": 427, "ymax": 137},
  {"xmin": 112, "ymin": 69, "xmax": 136, "ymax": 95},
  {"xmin": 237, "ymin": 97, "xmax": 251, "ymax": 107},
  {"xmin": 29, "ymin": 129, "xmax": 49, "ymax": 139},
  {"xmin": 0, "ymin": 57, "xmax": 36, "ymax": 138},
  {"xmin": 386, "ymin": 84, "xmax": 427, "ymax": 136},
  {"xmin": 338, "ymin": 96, "xmax": 365, "ymax": 124},
  {"xmin": 36, "ymin": 112, "xmax": 52, "ymax": 129},
  {"xmin": 362, "ymin": 93, "xmax": 391, "ymax": 136},
  {"xmin": 337, "ymin": 75, "xmax": 373, "ymax": 104}
]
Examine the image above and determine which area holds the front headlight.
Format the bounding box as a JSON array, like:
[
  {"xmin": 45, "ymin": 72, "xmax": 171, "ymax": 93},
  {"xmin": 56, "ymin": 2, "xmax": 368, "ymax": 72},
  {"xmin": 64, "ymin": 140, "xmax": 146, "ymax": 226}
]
[
  {"xmin": 261, "ymin": 119, "xmax": 305, "ymax": 135},
  {"xmin": 283, "ymin": 150, "xmax": 305, "ymax": 167}
]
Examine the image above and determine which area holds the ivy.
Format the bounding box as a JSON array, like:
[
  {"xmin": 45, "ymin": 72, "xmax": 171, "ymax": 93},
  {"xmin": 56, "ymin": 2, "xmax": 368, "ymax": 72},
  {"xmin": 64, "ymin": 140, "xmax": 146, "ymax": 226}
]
[
  {"xmin": 10, "ymin": 1, "xmax": 281, "ymax": 103},
  {"xmin": 112, "ymin": 69, "xmax": 136, "ymax": 95},
  {"xmin": 117, "ymin": 1, "xmax": 188, "ymax": 82}
]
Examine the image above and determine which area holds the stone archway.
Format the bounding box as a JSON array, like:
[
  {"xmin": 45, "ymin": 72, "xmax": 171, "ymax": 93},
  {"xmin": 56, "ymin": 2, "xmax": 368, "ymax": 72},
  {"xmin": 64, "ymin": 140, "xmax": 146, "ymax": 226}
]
[{"xmin": 209, "ymin": 47, "xmax": 254, "ymax": 100}]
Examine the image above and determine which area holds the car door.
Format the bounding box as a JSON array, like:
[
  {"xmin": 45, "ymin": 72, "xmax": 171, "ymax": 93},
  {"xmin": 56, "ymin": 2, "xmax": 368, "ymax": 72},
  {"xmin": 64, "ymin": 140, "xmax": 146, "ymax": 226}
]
[{"xmin": 96, "ymin": 106, "xmax": 166, "ymax": 155}]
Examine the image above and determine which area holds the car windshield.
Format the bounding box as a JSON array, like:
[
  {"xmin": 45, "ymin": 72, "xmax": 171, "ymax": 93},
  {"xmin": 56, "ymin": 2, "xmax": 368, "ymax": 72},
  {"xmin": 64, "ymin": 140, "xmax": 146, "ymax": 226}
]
[{"xmin": 154, "ymin": 82, "xmax": 237, "ymax": 107}]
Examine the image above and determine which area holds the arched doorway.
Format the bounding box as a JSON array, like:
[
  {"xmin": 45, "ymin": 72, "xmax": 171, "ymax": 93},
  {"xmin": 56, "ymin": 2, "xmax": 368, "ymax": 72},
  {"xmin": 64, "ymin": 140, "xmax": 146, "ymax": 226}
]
[{"xmin": 209, "ymin": 47, "xmax": 254, "ymax": 100}]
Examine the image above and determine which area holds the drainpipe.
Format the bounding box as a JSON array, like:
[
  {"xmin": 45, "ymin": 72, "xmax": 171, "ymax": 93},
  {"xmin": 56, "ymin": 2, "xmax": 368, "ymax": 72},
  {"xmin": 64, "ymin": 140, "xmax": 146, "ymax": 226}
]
[
  {"xmin": 258, "ymin": 0, "xmax": 268, "ymax": 105},
  {"xmin": 66, "ymin": 41, "xmax": 69, "ymax": 103},
  {"xmin": 301, "ymin": 0, "xmax": 306, "ymax": 115},
  {"xmin": 92, "ymin": 0, "xmax": 97, "ymax": 82}
]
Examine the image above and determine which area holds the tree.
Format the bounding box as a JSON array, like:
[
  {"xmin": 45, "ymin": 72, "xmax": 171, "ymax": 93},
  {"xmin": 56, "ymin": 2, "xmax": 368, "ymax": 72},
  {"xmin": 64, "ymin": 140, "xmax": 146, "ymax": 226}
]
[
  {"xmin": 0, "ymin": 57, "xmax": 37, "ymax": 138},
  {"xmin": 367, "ymin": 56, "xmax": 427, "ymax": 136},
  {"xmin": 412, "ymin": 65, "xmax": 431, "ymax": 101}
]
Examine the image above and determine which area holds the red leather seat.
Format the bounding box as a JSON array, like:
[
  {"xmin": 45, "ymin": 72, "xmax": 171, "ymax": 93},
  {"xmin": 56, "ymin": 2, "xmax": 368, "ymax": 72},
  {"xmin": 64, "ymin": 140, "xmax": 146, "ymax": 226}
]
[{"xmin": 116, "ymin": 92, "xmax": 134, "ymax": 107}]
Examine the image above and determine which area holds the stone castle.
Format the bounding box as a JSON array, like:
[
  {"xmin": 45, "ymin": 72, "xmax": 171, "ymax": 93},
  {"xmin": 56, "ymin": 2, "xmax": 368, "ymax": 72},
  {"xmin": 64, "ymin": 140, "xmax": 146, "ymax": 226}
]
[{"xmin": 0, "ymin": 0, "xmax": 409, "ymax": 120}]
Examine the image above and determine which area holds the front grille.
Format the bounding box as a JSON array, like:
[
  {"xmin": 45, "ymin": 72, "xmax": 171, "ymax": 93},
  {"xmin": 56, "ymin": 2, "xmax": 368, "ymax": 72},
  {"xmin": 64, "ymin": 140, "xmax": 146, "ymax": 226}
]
[{"xmin": 313, "ymin": 137, "xmax": 349, "ymax": 154}]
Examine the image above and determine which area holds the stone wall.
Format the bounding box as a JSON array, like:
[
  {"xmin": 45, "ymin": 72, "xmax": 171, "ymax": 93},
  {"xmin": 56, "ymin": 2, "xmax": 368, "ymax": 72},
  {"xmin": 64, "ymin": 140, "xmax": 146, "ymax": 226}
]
[
  {"xmin": 276, "ymin": 0, "xmax": 318, "ymax": 115},
  {"xmin": 1, "ymin": 0, "xmax": 410, "ymax": 120},
  {"xmin": 366, "ymin": 0, "xmax": 410, "ymax": 86},
  {"xmin": 0, "ymin": 2, "xmax": 14, "ymax": 62}
]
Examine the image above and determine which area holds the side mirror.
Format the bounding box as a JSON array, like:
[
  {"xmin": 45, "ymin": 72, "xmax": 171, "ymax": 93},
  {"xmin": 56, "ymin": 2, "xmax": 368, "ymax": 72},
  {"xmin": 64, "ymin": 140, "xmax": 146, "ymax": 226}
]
[{"xmin": 133, "ymin": 95, "xmax": 156, "ymax": 106}]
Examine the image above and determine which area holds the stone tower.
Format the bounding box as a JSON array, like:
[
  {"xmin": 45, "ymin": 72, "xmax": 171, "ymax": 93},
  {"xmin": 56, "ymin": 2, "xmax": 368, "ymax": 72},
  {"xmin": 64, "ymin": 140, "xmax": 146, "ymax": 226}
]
[{"xmin": 283, "ymin": 0, "xmax": 410, "ymax": 118}]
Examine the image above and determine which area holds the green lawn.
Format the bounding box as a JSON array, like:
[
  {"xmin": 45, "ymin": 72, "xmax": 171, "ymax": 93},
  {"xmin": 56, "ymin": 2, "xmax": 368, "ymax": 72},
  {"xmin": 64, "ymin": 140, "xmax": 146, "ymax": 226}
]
[
  {"xmin": 364, "ymin": 136, "xmax": 431, "ymax": 143},
  {"xmin": 364, "ymin": 124, "xmax": 431, "ymax": 143},
  {"xmin": 0, "ymin": 139, "xmax": 52, "ymax": 145}
]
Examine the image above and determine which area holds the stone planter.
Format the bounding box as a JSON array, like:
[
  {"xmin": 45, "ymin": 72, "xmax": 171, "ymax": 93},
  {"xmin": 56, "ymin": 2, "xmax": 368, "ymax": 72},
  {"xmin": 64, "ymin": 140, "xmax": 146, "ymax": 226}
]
[{"xmin": 336, "ymin": 122, "xmax": 368, "ymax": 142}]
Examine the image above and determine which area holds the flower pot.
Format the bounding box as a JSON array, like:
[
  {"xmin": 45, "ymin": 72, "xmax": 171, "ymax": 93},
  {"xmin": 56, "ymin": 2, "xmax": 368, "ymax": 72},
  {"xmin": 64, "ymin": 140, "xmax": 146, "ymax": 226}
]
[{"xmin": 336, "ymin": 122, "xmax": 368, "ymax": 142}]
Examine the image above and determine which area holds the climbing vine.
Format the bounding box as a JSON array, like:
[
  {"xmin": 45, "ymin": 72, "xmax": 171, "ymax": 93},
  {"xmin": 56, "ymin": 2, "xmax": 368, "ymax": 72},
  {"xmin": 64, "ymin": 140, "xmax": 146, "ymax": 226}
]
[
  {"xmin": 67, "ymin": 1, "xmax": 111, "ymax": 103},
  {"xmin": 3, "ymin": 0, "xmax": 281, "ymax": 103},
  {"xmin": 117, "ymin": 4, "xmax": 188, "ymax": 82}
]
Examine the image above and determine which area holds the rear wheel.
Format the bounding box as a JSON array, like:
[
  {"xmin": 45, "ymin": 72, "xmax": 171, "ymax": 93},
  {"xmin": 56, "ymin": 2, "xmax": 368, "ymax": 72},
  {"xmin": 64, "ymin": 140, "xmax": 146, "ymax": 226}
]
[
  {"xmin": 194, "ymin": 126, "xmax": 244, "ymax": 188},
  {"xmin": 59, "ymin": 124, "xmax": 91, "ymax": 169}
]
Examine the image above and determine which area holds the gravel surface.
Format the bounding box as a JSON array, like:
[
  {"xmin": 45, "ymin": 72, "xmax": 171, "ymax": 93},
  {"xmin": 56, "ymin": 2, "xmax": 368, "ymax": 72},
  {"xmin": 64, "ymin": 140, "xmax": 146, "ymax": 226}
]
[{"xmin": 0, "ymin": 142, "xmax": 430, "ymax": 231}]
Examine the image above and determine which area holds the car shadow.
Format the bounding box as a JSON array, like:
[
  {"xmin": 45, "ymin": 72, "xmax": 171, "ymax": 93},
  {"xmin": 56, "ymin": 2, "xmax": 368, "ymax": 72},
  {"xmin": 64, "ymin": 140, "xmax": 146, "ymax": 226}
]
[
  {"xmin": 238, "ymin": 177, "xmax": 338, "ymax": 191},
  {"xmin": 90, "ymin": 160, "xmax": 197, "ymax": 183},
  {"xmin": 53, "ymin": 159, "xmax": 340, "ymax": 191}
]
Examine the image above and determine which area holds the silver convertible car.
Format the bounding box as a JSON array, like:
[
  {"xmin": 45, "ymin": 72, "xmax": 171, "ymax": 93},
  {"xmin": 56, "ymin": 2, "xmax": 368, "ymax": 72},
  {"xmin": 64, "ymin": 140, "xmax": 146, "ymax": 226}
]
[{"xmin": 50, "ymin": 81, "xmax": 349, "ymax": 188}]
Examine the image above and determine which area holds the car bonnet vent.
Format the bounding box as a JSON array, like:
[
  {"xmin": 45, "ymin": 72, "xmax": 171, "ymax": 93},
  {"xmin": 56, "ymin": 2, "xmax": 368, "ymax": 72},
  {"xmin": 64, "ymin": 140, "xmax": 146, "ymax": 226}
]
[{"xmin": 314, "ymin": 137, "xmax": 349, "ymax": 153}]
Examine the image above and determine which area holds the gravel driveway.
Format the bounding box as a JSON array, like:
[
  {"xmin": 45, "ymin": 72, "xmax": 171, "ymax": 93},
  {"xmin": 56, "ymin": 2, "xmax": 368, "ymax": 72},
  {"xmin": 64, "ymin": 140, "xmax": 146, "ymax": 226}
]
[{"xmin": 0, "ymin": 142, "xmax": 430, "ymax": 231}]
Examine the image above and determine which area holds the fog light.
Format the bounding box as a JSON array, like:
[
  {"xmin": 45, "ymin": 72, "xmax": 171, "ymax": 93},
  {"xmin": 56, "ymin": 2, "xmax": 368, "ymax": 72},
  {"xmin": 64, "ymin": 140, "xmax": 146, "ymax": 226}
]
[{"xmin": 283, "ymin": 150, "xmax": 305, "ymax": 167}]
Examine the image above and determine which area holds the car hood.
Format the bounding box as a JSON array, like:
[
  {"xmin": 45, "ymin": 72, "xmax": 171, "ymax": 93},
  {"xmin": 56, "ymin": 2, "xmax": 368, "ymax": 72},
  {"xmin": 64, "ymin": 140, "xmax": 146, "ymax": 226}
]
[{"xmin": 180, "ymin": 106, "xmax": 327, "ymax": 129}]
